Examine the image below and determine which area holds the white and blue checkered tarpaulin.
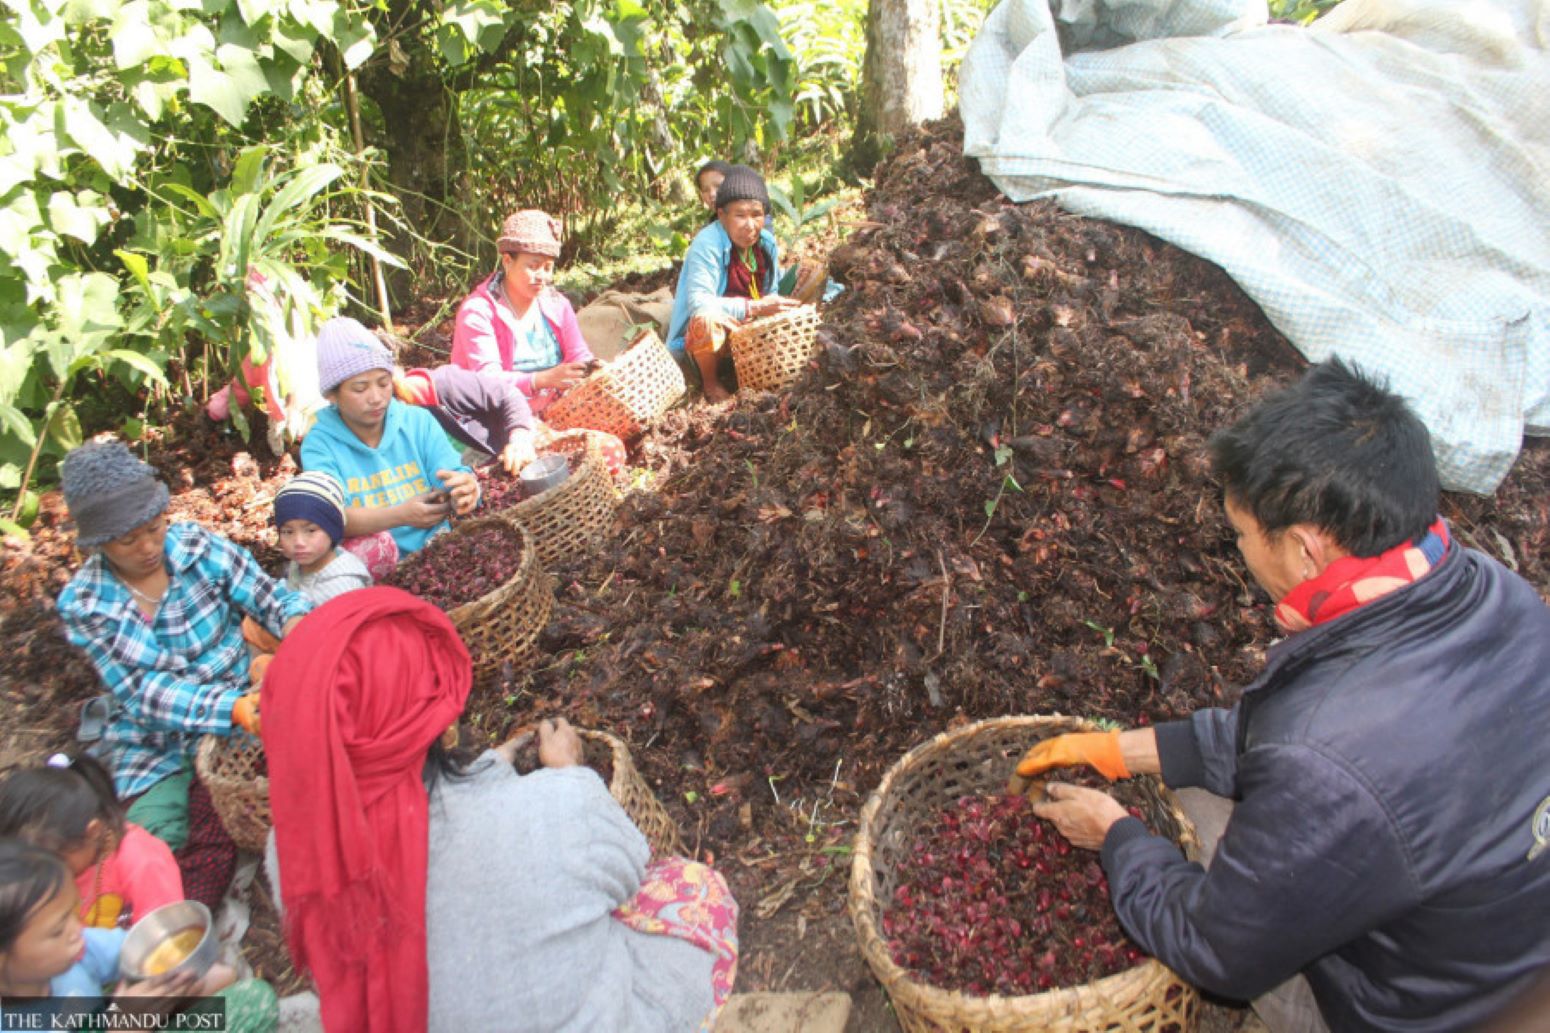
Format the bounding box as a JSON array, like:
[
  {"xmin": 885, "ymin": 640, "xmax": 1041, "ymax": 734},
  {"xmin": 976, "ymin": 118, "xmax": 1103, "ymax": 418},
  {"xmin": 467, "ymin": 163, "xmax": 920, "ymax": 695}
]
[{"xmin": 960, "ymin": 0, "xmax": 1550, "ymax": 493}]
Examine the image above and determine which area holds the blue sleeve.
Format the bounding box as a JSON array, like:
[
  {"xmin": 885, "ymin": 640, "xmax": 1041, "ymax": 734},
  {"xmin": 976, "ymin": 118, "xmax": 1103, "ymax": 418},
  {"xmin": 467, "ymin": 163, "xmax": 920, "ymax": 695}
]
[
  {"xmin": 205, "ymin": 528, "xmax": 312, "ymax": 635},
  {"xmin": 299, "ymin": 430, "xmax": 343, "ymax": 485},
  {"xmin": 1101, "ymin": 743, "xmax": 1418, "ymax": 1000},
  {"xmin": 51, "ymin": 928, "xmax": 127, "ymax": 994},
  {"xmin": 682, "ymin": 233, "xmax": 749, "ymax": 325}
]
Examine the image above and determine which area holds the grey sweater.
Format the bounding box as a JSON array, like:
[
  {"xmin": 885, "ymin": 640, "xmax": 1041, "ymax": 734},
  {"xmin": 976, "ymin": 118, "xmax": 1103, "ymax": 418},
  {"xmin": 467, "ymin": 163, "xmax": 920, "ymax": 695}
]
[
  {"xmin": 425, "ymin": 754, "xmax": 715, "ymax": 1032},
  {"xmin": 284, "ymin": 550, "xmax": 371, "ymax": 605}
]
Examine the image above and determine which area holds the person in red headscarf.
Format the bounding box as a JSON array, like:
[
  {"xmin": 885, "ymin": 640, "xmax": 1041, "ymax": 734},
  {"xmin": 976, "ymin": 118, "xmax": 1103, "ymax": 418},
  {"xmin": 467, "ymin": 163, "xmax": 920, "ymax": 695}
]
[{"xmin": 262, "ymin": 588, "xmax": 736, "ymax": 1033}]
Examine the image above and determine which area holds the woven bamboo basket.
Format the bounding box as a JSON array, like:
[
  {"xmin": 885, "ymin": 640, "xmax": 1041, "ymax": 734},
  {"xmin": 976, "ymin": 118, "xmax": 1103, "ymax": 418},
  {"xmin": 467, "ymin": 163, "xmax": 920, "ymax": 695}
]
[
  {"xmin": 729, "ymin": 304, "xmax": 822, "ymax": 393},
  {"xmin": 578, "ymin": 728, "xmax": 686, "ymax": 859},
  {"xmin": 196, "ymin": 732, "xmax": 270, "ymax": 853},
  {"xmin": 434, "ymin": 517, "xmax": 553, "ymax": 680},
  {"xmin": 850, "ymin": 715, "xmax": 1201, "ymax": 1033},
  {"xmin": 497, "ymin": 433, "xmax": 619, "ymax": 568},
  {"xmin": 536, "ymin": 426, "xmax": 628, "ymax": 487},
  {"xmin": 542, "ymin": 329, "xmax": 685, "ymax": 440}
]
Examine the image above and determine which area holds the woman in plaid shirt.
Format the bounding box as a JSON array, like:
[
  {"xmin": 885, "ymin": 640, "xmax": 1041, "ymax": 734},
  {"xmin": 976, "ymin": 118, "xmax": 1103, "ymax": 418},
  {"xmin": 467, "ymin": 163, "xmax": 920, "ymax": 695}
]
[{"xmin": 55, "ymin": 442, "xmax": 311, "ymax": 908}]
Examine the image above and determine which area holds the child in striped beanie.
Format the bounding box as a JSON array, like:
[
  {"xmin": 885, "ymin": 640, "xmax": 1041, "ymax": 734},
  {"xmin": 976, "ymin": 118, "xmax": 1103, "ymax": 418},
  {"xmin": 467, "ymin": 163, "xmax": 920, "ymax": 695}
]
[
  {"xmin": 274, "ymin": 472, "xmax": 373, "ymax": 606},
  {"xmin": 243, "ymin": 473, "xmax": 374, "ymax": 694}
]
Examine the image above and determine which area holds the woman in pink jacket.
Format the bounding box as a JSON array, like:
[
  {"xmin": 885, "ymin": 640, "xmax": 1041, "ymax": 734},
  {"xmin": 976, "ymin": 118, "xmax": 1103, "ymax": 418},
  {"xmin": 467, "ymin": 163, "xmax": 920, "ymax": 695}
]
[{"xmin": 451, "ymin": 210, "xmax": 595, "ymax": 418}]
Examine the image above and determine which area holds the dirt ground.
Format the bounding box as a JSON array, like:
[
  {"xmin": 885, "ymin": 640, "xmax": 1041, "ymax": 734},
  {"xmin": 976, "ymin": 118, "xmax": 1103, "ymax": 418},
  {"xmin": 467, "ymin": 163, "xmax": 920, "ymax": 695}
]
[{"xmin": 3, "ymin": 115, "xmax": 1547, "ymax": 1029}]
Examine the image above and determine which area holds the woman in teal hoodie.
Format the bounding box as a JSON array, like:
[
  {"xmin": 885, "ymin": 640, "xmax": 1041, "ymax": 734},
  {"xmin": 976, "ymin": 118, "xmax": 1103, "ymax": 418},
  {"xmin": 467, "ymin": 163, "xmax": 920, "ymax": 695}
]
[{"xmin": 300, "ymin": 318, "xmax": 478, "ymax": 562}]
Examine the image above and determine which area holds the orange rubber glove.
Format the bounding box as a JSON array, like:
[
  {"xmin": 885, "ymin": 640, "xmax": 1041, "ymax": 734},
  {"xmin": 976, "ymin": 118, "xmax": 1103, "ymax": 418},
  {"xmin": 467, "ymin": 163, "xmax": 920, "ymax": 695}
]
[
  {"xmin": 232, "ymin": 692, "xmax": 262, "ymax": 736},
  {"xmin": 1015, "ymin": 731, "xmax": 1129, "ymax": 781}
]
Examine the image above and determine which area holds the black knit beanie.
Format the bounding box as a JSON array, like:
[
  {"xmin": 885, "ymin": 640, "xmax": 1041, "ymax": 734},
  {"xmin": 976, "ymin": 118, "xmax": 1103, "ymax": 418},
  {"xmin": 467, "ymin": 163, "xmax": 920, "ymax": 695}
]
[
  {"xmin": 60, "ymin": 441, "xmax": 170, "ymax": 547},
  {"xmin": 714, "ymin": 165, "xmax": 769, "ymax": 212}
]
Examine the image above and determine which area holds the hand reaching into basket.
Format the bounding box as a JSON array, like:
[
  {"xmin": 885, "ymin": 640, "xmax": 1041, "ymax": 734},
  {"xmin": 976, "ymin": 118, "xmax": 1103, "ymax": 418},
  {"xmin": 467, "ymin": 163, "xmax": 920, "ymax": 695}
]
[
  {"xmin": 1013, "ymin": 731, "xmax": 1131, "ymax": 784},
  {"xmin": 538, "ymin": 717, "xmax": 584, "ymax": 768},
  {"xmin": 1031, "ymin": 783, "xmax": 1132, "ymax": 851},
  {"xmin": 748, "ymin": 295, "xmax": 800, "ymax": 320},
  {"xmin": 535, "ymin": 362, "xmax": 588, "ymax": 393},
  {"xmin": 499, "ymin": 433, "xmax": 538, "ymax": 477}
]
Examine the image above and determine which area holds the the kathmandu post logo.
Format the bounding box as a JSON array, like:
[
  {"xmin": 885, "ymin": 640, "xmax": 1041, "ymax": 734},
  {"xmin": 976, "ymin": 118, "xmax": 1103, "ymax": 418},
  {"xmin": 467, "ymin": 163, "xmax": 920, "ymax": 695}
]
[{"xmin": 1530, "ymin": 795, "xmax": 1550, "ymax": 862}]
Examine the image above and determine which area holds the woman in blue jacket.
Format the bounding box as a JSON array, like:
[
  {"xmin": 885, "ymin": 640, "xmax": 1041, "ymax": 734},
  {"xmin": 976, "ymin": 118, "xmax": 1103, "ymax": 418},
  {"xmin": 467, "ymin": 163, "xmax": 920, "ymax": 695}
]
[
  {"xmin": 300, "ymin": 318, "xmax": 479, "ymax": 567},
  {"xmin": 664, "ymin": 166, "xmax": 804, "ymax": 402}
]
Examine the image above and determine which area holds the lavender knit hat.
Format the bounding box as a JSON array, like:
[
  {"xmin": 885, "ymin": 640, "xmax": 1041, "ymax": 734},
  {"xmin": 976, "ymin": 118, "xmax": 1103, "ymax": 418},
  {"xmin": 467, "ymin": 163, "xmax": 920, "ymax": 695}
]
[
  {"xmin": 316, "ymin": 316, "xmax": 394, "ymax": 394},
  {"xmin": 496, "ymin": 210, "xmax": 562, "ymax": 258},
  {"xmin": 60, "ymin": 441, "xmax": 170, "ymax": 547}
]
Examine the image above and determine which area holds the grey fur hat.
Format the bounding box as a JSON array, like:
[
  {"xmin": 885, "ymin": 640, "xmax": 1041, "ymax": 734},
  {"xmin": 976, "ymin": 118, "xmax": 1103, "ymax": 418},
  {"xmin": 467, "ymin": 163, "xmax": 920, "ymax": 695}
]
[{"xmin": 60, "ymin": 441, "xmax": 169, "ymax": 547}]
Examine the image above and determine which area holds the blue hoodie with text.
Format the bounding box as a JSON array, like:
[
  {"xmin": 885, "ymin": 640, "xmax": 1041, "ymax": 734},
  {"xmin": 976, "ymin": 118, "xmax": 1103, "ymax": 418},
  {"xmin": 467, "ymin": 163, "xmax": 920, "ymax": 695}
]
[{"xmin": 300, "ymin": 400, "xmax": 469, "ymax": 554}]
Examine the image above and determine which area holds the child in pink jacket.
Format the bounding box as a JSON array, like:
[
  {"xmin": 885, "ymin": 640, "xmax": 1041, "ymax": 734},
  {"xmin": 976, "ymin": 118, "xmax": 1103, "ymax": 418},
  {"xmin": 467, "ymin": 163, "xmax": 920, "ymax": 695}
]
[{"xmin": 451, "ymin": 209, "xmax": 594, "ymax": 417}]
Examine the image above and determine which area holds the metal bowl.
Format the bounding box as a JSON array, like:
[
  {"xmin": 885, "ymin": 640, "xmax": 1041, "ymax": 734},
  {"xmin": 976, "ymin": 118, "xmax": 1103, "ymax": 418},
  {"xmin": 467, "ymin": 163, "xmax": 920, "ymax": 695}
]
[
  {"xmin": 519, "ymin": 453, "xmax": 571, "ymax": 497},
  {"xmin": 119, "ymin": 900, "xmax": 217, "ymax": 983}
]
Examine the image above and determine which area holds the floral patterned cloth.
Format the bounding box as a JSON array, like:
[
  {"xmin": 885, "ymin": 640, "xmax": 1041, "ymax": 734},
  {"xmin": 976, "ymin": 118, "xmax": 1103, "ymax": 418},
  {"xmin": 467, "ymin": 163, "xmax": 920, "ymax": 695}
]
[
  {"xmin": 611, "ymin": 857, "xmax": 739, "ymax": 1032},
  {"xmin": 340, "ymin": 530, "xmax": 400, "ymax": 582}
]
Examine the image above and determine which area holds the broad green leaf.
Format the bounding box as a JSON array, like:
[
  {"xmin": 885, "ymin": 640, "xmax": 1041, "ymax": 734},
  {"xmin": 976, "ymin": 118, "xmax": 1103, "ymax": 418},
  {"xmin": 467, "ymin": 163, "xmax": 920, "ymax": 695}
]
[
  {"xmin": 47, "ymin": 189, "xmax": 111, "ymax": 244},
  {"xmin": 270, "ymin": 20, "xmax": 315, "ymax": 64},
  {"xmin": 53, "ymin": 272, "xmax": 123, "ymax": 343},
  {"xmin": 220, "ymin": 191, "xmax": 261, "ymax": 278},
  {"xmin": 58, "ymin": 98, "xmax": 147, "ymax": 183},
  {"xmin": 251, "ymin": 163, "xmax": 341, "ymax": 245},
  {"xmin": 0, "ymin": 518, "xmax": 31, "ymax": 541},
  {"xmin": 330, "ymin": 7, "xmax": 374, "ymax": 69},
  {"xmin": 160, "ymin": 181, "xmax": 222, "ymax": 220},
  {"xmin": 47, "ymin": 401, "xmax": 83, "ymax": 451},
  {"xmin": 112, "ymin": 0, "xmax": 162, "ymax": 68},
  {"xmin": 230, "ymin": 144, "xmax": 269, "ymax": 196},
  {"xmin": 235, "ymin": 0, "xmax": 275, "ymax": 25},
  {"xmin": 324, "ymin": 228, "xmax": 406, "ymax": 268},
  {"xmin": 0, "ymin": 190, "xmax": 45, "ymax": 261},
  {"xmin": 0, "ymin": 401, "xmax": 35, "ymax": 447},
  {"xmin": 187, "ymin": 53, "xmax": 248, "ymax": 125},
  {"xmin": 105, "ymin": 348, "xmax": 169, "ymax": 384},
  {"xmin": 7, "ymin": 0, "xmax": 68, "ymax": 55},
  {"xmin": 116, "ymin": 249, "xmax": 153, "ymax": 294}
]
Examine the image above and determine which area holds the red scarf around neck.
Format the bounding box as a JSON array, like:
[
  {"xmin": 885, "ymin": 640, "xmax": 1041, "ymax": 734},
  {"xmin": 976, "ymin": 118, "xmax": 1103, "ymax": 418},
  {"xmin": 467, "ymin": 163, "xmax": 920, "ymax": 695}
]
[
  {"xmin": 1274, "ymin": 517, "xmax": 1450, "ymax": 633},
  {"xmin": 263, "ymin": 588, "xmax": 471, "ymax": 1033}
]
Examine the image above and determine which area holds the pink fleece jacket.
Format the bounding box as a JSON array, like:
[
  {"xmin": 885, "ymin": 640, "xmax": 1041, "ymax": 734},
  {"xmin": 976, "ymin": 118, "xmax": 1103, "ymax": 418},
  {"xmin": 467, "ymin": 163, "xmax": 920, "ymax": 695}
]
[{"xmin": 450, "ymin": 275, "xmax": 594, "ymax": 415}]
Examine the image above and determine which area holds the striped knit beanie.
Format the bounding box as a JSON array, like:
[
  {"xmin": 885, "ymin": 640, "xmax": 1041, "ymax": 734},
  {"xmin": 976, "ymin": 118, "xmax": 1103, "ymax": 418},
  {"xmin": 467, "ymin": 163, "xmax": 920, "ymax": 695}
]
[{"xmin": 274, "ymin": 472, "xmax": 347, "ymax": 545}]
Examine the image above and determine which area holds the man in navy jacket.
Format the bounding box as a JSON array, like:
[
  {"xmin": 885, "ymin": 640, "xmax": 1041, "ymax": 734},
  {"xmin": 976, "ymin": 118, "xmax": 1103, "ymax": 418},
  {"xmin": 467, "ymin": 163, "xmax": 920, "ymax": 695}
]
[{"xmin": 1022, "ymin": 360, "xmax": 1550, "ymax": 1032}]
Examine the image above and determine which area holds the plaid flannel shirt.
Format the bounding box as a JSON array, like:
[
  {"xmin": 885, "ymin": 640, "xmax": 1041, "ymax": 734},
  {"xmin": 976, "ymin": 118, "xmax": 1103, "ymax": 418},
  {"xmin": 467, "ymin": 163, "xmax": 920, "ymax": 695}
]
[{"xmin": 57, "ymin": 522, "xmax": 312, "ymax": 797}]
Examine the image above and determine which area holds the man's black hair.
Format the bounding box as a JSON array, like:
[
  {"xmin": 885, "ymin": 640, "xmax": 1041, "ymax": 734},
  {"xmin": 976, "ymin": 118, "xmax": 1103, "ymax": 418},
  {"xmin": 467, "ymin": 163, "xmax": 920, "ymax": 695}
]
[{"xmin": 1209, "ymin": 358, "xmax": 1439, "ymax": 556}]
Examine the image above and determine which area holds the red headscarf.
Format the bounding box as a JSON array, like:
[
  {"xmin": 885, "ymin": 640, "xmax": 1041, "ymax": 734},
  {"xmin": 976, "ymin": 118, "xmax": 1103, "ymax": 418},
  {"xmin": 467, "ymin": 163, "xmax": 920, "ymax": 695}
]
[{"xmin": 262, "ymin": 588, "xmax": 471, "ymax": 1033}]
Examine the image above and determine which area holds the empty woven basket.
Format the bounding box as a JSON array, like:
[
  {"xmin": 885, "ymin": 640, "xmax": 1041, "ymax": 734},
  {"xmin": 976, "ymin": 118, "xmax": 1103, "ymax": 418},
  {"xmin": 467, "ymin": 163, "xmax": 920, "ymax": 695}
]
[
  {"xmin": 729, "ymin": 305, "xmax": 822, "ymax": 392},
  {"xmin": 543, "ymin": 329, "xmax": 685, "ymax": 440}
]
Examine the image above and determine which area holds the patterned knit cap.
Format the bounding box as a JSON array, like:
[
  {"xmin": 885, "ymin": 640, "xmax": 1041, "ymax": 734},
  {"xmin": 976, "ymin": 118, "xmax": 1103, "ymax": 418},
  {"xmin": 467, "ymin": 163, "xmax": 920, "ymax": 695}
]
[
  {"xmin": 497, "ymin": 210, "xmax": 562, "ymax": 258},
  {"xmin": 714, "ymin": 165, "xmax": 769, "ymax": 211},
  {"xmin": 274, "ymin": 471, "xmax": 347, "ymax": 546},
  {"xmin": 316, "ymin": 317, "xmax": 394, "ymax": 394},
  {"xmin": 60, "ymin": 441, "xmax": 170, "ymax": 547}
]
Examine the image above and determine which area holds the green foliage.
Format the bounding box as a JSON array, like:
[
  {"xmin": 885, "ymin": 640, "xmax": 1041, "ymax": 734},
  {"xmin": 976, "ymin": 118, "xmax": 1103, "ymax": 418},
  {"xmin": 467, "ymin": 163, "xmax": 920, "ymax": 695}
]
[
  {"xmin": 0, "ymin": 0, "xmax": 396, "ymax": 509},
  {"xmin": 453, "ymin": 0, "xmax": 798, "ymax": 251}
]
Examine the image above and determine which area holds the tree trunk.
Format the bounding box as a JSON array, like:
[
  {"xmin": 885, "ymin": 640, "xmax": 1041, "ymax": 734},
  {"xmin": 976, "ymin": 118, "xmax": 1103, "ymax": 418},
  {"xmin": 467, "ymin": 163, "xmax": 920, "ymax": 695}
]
[
  {"xmin": 853, "ymin": 0, "xmax": 945, "ymax": 172},
  {"xmin": 356, "ymin": 27, "xmax": 468, "ymax": 300}
]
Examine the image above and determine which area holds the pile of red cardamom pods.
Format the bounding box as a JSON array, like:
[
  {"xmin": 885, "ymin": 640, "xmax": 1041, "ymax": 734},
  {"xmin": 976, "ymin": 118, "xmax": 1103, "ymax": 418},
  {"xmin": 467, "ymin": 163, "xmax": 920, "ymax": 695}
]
[
  {"xmin": 380, "ymin": 521, "xmax": 525, "ymax": 610},
  {"xmin": 881, "ymin": 793, "xmax": 1146, "ymax": 997}
]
